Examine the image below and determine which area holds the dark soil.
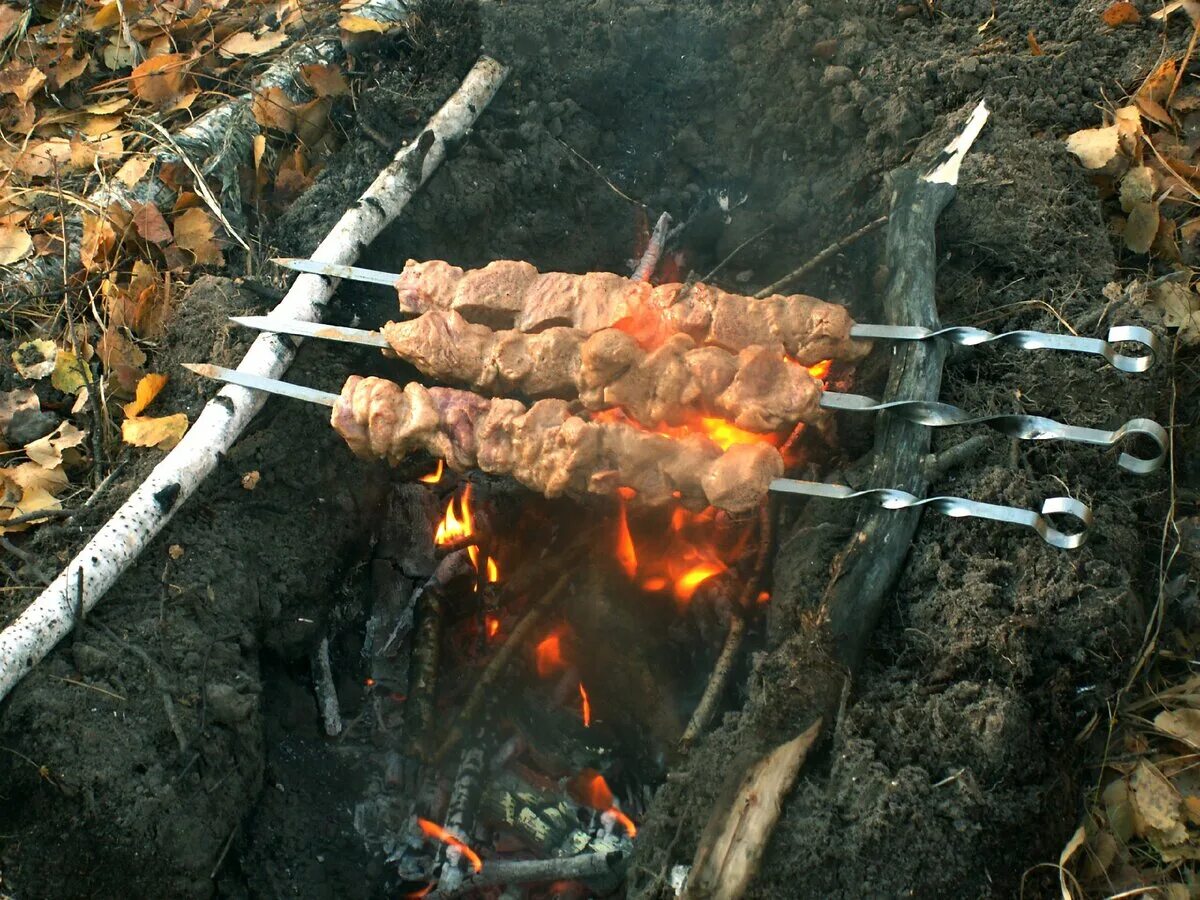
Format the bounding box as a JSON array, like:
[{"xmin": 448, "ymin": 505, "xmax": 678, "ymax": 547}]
[{"xmin": 0, "ymin": 0, "xmax": 1180, "ymax": 897}]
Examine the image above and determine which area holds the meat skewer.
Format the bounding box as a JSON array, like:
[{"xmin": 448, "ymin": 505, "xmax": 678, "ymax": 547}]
[
  {"xmin": 179, "ymin": 364, "xmax": 1096, "ymax": 547},
  {"xmin": 274, "ymin": 257, "xmax": 1160, "ymax": 373},
  {"xmin": 228, "ymin": 317, "xmax": 1168, "ymax": 473}
]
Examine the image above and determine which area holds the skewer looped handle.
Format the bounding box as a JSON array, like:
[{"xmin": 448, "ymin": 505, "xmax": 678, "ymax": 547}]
[
  {"xmin": 769, "ymin": 479, "xmax": 1093, "ymax": 549},
  {"xmin": 849, "ymin": 323, "xmax": 1158, "ymax": 374}
]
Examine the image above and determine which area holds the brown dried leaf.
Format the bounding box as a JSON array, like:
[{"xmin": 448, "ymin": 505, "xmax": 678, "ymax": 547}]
[
  {"xmin": 0, "ymin": 224, "xmax": 32, "ymax": 265},
  {"xmin": 294, "ymin": 96, "xmax": 331, "ymax": 146},
  {"xmin": 1101, "ymin": 1, "xmax": 1141, "ymax": 25},
  {"xmin": 25, "ymin": 422, "xmax": 85, "ymax": 469},
  {"xmin": 300, "ymin": 63, "xmax": 349, "ymax": 97},
  {"xmin": 122, "ymin": 413, "xmax": 187, "ymax": 450},
  {"xmin": 79, "ymin": 213, "xmax": 116, "ymax": 272},
  {"xmin": 1119, "ymin": 166, "xmax": 1157, "ymax": 212},
  {"xmin": 0, "ymin": 462, "xmax": 69, "ymax": 529},
  {"xmin": 0, "ymin": 64, "xmax": 46, "ymax": 104},
  {"xmin": 1129, "ymin": 760, "xmax": 1186, "ymax": 842},
  {"xmin": 0, "ymin": 6, "xmax": 24, "ymax": 44},
  {"xmin": 1124, "ymin": 201, "xmax": 1160, "ymax": 253},
  {"xmin": 1150, "ymin": 281, "xmax": 1200, "ymax": 344},
  {"xmin": 132, "ymin": 202, "xmax": 172, "ymax": 244},
  {"xmin": 241, "ymin": 470, "xmax": 261, "ymax": 490},
  {"xmin": 91, "ymin": 1, "xmax": 122, "ymax": 29},
  {"xmin": 84, "ymin": 97, "xmax": 130, "ymax": 115},
  {"xmin": 115, "ymin": 154, "xmax": 155, "ymax": 188},
  {"xmin": 1066, "ymin": 124, "xmax": 1121, "ymax": 169},
  {"xmin": 96, "ymin": 329, "xmax": 147, "ymax": 372},
  {"xmin": 1026, "ymin": 30, "xmax": 1044, "ymax": 55},
  {"xmin": 339, "ymin": 14, "xmax": 391, "ymax": 32},
  {"xmin": 1141, "ymin": 58, "xmax": 1178, "ymax": 104},
  {"xmin": 130, "ymin": 53, "xmax": 190, "ymax": 106},
  {"xmin": 172, "ymin": 207, "xmax": 223, "ymax": 267},
  {"xmin": 251, "ymin": 85, "xmax": 296, "ymax": 132},
  {"xmin": 219, "ymin": 29, "xmax": 289, "ymax": 57},
  {"xmin": 122, "ymin": 373, "xmax": 168, "ymax": 418},
  {"xmin": 49, "ymin": 54, "xmax": 88, "ymax": 90},
  {"xmin": 1135, "ymin": 94, "xmax": 1173, "ymax": 126},
  {"xmin": 11, "ymin": 137, "xmax": 72, "ymax": 178},
  {"xmin": 69, "ymin": 133, "xmax": 124, "ymax": 169}
]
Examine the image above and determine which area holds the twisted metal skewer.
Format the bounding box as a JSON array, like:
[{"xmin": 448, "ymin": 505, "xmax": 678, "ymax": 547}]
[
  {"xmin": 849, "ymin": 324, "xmax": 1158, "ymax": 374},
  {"xmin": 818, "ymin": 394, "xmax": 1167, "ymax": 475},
  {"xmin": 769, "ymin": 479, "xmax": 1093, "ymax": 550}
]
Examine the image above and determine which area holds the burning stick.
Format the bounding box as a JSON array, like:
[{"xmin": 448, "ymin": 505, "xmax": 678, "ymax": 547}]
[
  {"xmin": 313, "ymin": 637, "xmax": 342, "ymax": 737},
  {"xmin": 631, "ymin": 211, "xmax": 673, "ymax": 282},
  {"xmin": 426, "ymin": 850, "xmax": 629, "ymax": 899},
  {"xmin": 434, "ymin": 744, "xmax": 488, "ymax": 892},
  {"xmin": 409, "ymin": 548, "xmax": 474, "ymax": 748}
]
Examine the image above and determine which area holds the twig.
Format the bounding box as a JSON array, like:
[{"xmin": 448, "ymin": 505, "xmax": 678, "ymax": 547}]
[
  {"xmin": 0, "ymin": 55, "xmax": 510, "ymax": 703},
  {"xmin": 95, "ymin": 621, "xmax": 189, "ymax": 754},
  {"xmin": 0, "ymin": 535, "xmax": 38, "ymax": 569},
  {"xmin": 434, "ymin": 566, "xmax": 575, "ymax": 762},
  {"xmin": 436, "ymin": 743, "xmax": 488, "ymax": 893},
  {"xmin": 313, "ymin": 636, "xmax": 342, "ymax": 737},
  {"xmin": 1169, "ymin": 17, "xmax": 1200, "ymax": 107},
  {"xmin": 551, "ymin": 136, "xmax": 642, "ymax": 207},
  {"xmin": 700, "ymin": 225, "xmax": 773, "ymax": 284},
  {"xmin": 47, "ymin": 674, "xmax": 126, "ymax": 702},
  {"xmin": 753, "ymin": 215, "xmax": 888, "ymax": 298},
  {"xmin": 0, "ymin": 508, "xmax": 76, "ymax": 527},
  {"xmin": 429, "ymin": 850, "xmax": 628, "ymax": 898},
  {"xmin": 923, "ymin": 434, "xmax": 989, "ymax": 479},
  {"xmin": 631, "ymin": 212, "xmax": 672, "ymax": 282}
]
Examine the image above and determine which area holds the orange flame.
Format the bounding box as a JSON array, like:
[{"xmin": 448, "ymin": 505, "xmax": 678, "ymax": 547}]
[
  {"xmin": 807, "ymin": 359, "xmax": 832, "ymax": 381},
  {"xmin": 435, "ymin": 484, "xmax": 474, "ymax": 546},
  {"xmin": 568, "ymin": 771, "xmax": 637, "ymax": 838},
  {"xmin": 616, "ymin": 503, "xmax": 638, "ymax": 578},
  {"xmin": 485, "ymin": 615, "xmax": 499, "ymax": 639},
  {"xmin": 697, "ymin": 416, "xmax": 774, "ymax": 452},
  {"xmin": 418, "ymin": 459, "xmax": 444, "ymax": 484},
  {"xmin": 416, "ymin": 818, "xmax": 482, "ymax": 873},
  {"xmin": 535, "ymin": 632, "xmax": 566, "ymax": 678},
  {"xmin": 485, "ymin": 556, "xmax": 499, "ymax": 583},
  {"xmin": 579, "ymin": 682, "xmax": 591, "ymax": 727},
  {"xmin": 673, "ymin": 561, "xmax": 725, "ymax": 602}
]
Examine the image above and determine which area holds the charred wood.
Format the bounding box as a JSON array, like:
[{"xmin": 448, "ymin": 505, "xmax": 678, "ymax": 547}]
[{"xmin": 428, "ymin": 849, "xmax": 629, "ymax": 899}]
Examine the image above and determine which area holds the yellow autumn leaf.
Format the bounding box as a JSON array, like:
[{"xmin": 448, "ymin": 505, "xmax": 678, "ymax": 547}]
[
  {"xmin": 122, "ymin": 413, "xmax": 188, "ymax": 450},
  {"xmin": 0, "ymin": 224, "xmax": 32, "ymax": 265},
  {"xmin": 219, "ymin": 30, "xmax": 289, "ymax": 57},
  {"xmin": 339, "ymin": 14, "xmax": 391, "ymax": 32},
  {"xmin": 50, "ymin": 348, "xmax": 89, "ymax": 394},
  {"xmin": 115, "ymin": 154, "xmax": 155, "ymax": 188},
  {"xmin": 172, "ymin": 207, "xmax": 224, "ymax": 266},
  {"xmin": 25, "ymin": 421, "xmax": 86, "ymax": 469},
  {"xmin": 123, "ymin": 372, "xmax": 168, "ymax": 418}
]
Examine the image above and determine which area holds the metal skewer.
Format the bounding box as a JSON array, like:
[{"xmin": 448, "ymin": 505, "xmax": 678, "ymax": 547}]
[
  {"xmin": 768, "ymin": 479, "xmax": 1092, "ymax": 550},
  {"xmin": 181, "ymin": 363, "xmax": 1093, "ymax": 550},
  {"xmin": 270, "ymin": 257, "xmax": 1160, "ymax": 373},
  {"xmin": 228, "ymin": 316, "xmax": 1168, "ymax": 474}
]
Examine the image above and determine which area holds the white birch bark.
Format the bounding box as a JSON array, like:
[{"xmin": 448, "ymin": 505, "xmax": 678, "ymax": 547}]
[{"xmin": 0, "ymin": 54, "xmax": 509, "ymax": 701}]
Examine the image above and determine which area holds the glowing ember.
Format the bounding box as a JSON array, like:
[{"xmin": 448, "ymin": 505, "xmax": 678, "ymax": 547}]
[
  {"xmin": 807, "ymin": 358, "xmax": 832, "ymax": 381},
  {"xmin": 485, "ymin": 556, "xmax": 499, "ymax": 583},
  {"xmin": 641, "ymin": 576, "xmax": 669, "ymax": 592},
  {"xmin": 673, "ymin": 561, "xmax": 725, "ymax": 603},
  {"xmin": 418, "ymin": 459, "xmax": 444, "ymax": 484},
  {"xmin": 615, "ymin": 503, "xmax": 638, "ymax": 579},
  {"xmin": 697, "ymin": 416, "xmax": 774, "ymax": 452},
  {"xmin": 535, "ymin": 632, "xmax": 566, "ymax": 678},
  {"xmin": 579, "ymin": 682, "xmax": 591, "ymax": 727},
  {"xmin": 757, "ymin": 590, "xmax": 771, "ymax": 604},
  {"xmin": 485, "ymin": 615, "xmax": 499, "ymax": 639},
  {"xmin": 416, "ymin": 818, "xmax": 482, "ymax": 873},
  {"xmin": 606, "ymin": 807, "xmax": 638, "ymax": 839},
  {"xmin": 434, "ymin": 484, "xmax": 475, "ymax": 546}
]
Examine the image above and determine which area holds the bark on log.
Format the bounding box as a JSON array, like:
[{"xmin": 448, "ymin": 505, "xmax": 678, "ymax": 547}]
[
  {"xmin": 681, "ymin": 101, "xmax": 988, "ymax": 900},
  {"xmin": 0, "ymin": 55, "xmax": 510, "ymax": 703}
]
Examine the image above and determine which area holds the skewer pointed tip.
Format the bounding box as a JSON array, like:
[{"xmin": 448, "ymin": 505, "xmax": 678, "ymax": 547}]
[{"xmin": 181, "ymin": 362, "xmax": 217, "ymax": 378}]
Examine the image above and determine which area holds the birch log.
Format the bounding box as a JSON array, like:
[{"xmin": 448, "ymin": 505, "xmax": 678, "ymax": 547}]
[
  {"xmin": 0, "ymin": 55, "xmax": 510, "ymax": 702},
  {"xmin": 0, "ymin": 0, "xmax": 414, "ymax": 300}
]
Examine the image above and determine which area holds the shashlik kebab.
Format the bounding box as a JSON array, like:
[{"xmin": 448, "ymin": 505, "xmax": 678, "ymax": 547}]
[
  {"xmin": 232, "ymin": 315, "xmax": 1168, "ymax": 474},
  {"xmin": 182, "ymin": 364, "xmax": 1094, "ymax": 548},
  {"xmin": 274, "ymin": 257, "xmax": 1160, "ymax": 374}
]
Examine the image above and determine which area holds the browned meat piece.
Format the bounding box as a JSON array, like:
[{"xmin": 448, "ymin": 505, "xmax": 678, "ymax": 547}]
[
  {"xmin": 330, "ymin": 376, "xmax": 784, "ymax": 513},
  {"xmin": 390, "ymin": 258, "xmax": 868, "ymax": 365},
  {"xmin": 380, "ymin": 311, "xmax": 825, "ymax": 432}
]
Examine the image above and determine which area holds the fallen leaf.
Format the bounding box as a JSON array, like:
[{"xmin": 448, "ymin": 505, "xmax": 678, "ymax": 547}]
[
  {"xmin": 0, "ymin": 461, "xmax": 68, "ymax": 528},
  {"xmin": 294, "ymin": 96, "xmax": 331, "ymax": 146},
  {"xmin": 83, "ymin": 97, "xmax": 130, "ymax": 115},
  {"xmin": 24, "ymin": 421, "xmax": 86, "ymax": 469},
  {"xmin": 300, "ymin": 63, "xmax": 349, "ymax": 97},
  {"xmin": 79, "ymin": 114, "xmax": 124, "ymax": 138},
  {"xmin": 10, "ymin": 137, "xmax": 72, "ymax": 178},
  {"xmin": 1058, "ymin": 823, "xmax": 1086, "ymax": 900},
  {"xmin": 339, "ymin": 14, "xmax": 392, "ymax": 32},
  {"xmin": 96, "ymin": 329, "xmax": 147, "ymax": 372},
  {"xmin": 122, "ymin": 413, "xmax": 188, "ymax": 450},
  {"xmin": 1119, "ymin": 166, "xmax": 1157, "ymax": 212},
  {"xmin": 132, "ymin": 202, "xmax": 172, "ymax": 244},
  {"xmin": 79, "ymin": 212, "xmax": 116, "ymax": 272},
  {"xmin": 123, "ymin": 372, "xmax": 168, "ymax": 418},
  {"xmin": 1186, "ymin": 795, "xmax": 1200, "ymax": 824},
  {"xmin": 1141, "ymin": 58, "xmax": 1178, "ymax": 104},
  {"xmin": 50, "ymin": 349, "xmax": 89, "ymax": 395},
  {"xmin": 91, "ymin": 1, "xmax": 122, "ymax": 29},
  {"xmin": 1124, "ymin": 201, "xmax": 1160, "ymax": 253},
  {"xmin": 168, "ymin": 543, "xmax": 184, "ymax": 560},
  {"xmin": 69, "ymin": 133, "xmax": 124, "ymax": 169},
  {"xmin": 1101, "ymin": 1, "xmax": 1140, "ymax": 25},
  {"xmin": 241, "ymin": 470, "xmax": 261, "ymax": 490},
  {"xmin": 1129, "ymin": 760, "xmax": 1186, "ymax": 842},
  {"xmin": 1066, "ymin": 124, "xmax": 1121, "ymax": 169},
  {"xmin": 115, "ymin": 154, "xmax": 155, "ymax": 188},
  {"xmin": 0, "ymin": 6, "xmax": 24, "ymax": 45},
  {"xmin": 130, "ymin": 53, "xmax": 190, "ymax": 105},
  {"xmin": 12, "ymin": 339, "xmax": 56, "ymax": 379},
  {"xmin": 0, "ymin": 224, "xmax": 32, "ymax": 264},
  {"xmin": 1135, "ymin": 93, "xmax": 1173, "ymax": 126},
  {"xmin": 172, "ymin": 207, "xmax": 224, "ymax": 266},
  {"xmin": 1150, "ymin": 280, "xmax": 1200, "ymax": 344},
  {"xmin": 49, "ymin": 54, "xmax": 88, "ymax": 89},
  {"xmin": 102, "ymin": 33, "xmax": 138, "ymax": 70},
  {"xmin": 251, "ymin": 85, "xmax": 296, "ymax": 132},
  {"xmin": 1027, "ymin": 30, "xmax": 1044, "ymax": 55},
  {"xmin": 0, "ymin": 64, "xmax": 46, "ymax": 104},
  {"xmin": 219, "ymin": 29, "xmax": 289, "ymax": 57}
]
